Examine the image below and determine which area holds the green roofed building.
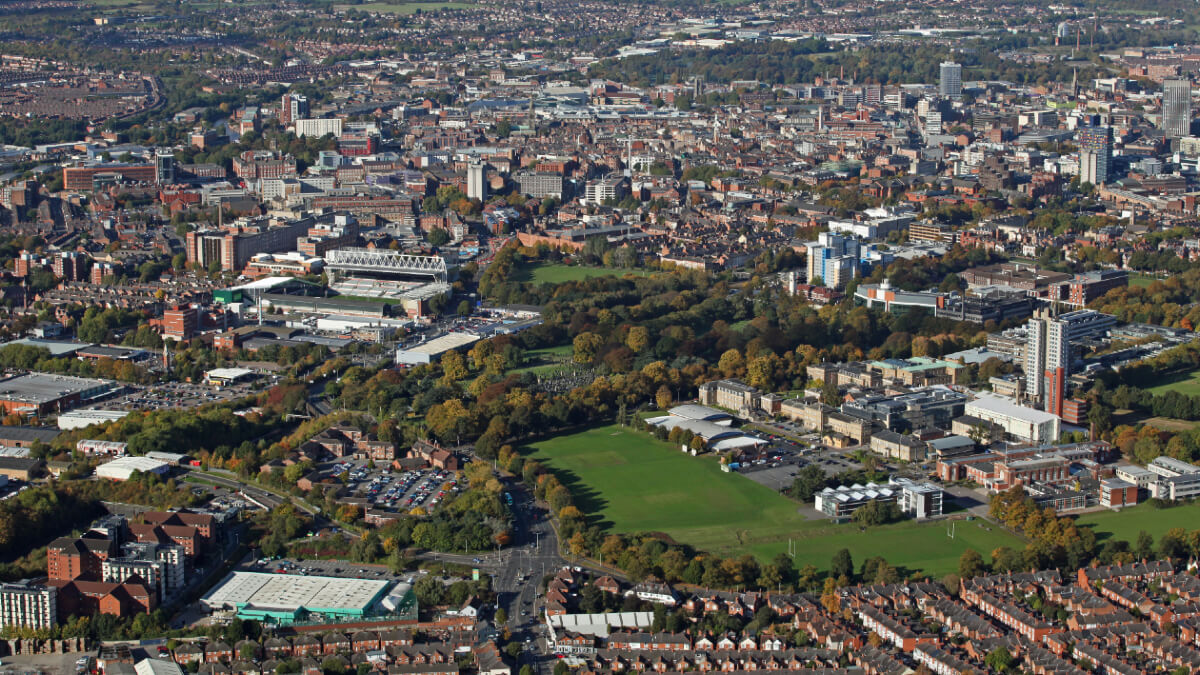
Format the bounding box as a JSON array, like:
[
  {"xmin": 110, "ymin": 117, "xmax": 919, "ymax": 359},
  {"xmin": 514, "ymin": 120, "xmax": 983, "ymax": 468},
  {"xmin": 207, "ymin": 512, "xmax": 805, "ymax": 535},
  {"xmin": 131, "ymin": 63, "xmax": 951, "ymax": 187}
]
[{"xmin": 200, "ymin": 572, "xmax": 414, "ymax": 625}]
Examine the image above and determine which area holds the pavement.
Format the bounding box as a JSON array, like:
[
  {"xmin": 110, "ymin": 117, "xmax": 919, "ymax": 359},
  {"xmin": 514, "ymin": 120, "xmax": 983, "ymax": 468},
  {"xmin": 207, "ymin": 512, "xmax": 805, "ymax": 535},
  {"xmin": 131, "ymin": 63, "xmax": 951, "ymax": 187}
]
[{"xmin": 0, "ymin": 651, "xmax": 83, "ymax": 674}]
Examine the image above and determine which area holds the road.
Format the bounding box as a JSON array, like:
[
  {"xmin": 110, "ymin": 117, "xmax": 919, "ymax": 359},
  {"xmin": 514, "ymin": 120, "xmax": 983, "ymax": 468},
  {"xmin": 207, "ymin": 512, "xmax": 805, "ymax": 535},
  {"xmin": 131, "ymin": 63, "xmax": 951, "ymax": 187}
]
[{"xmin": 497, "ymin": 481, "xmax": 562, "ymax": 675}]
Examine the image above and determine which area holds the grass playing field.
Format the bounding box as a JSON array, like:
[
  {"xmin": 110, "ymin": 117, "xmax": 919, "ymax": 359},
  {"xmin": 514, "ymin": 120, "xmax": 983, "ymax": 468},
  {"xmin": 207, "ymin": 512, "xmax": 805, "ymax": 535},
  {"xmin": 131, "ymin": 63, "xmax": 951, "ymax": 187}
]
[
  {"xmin": 1145, "ymin": 370, "xmax": 1200, "ymax": 396},
  {"xmin": 1129, "ymin": 273, "xmax": 1164, "ymax": 289},
  {"xmin": 521, "ymin": 425, "xmax": 1025, "ymax": 576},
  {"xmin": 1074, "ymin": 502, "xmax": 1200, "ymax": 543},
  {"xmin": 513, "ymin": 263, "xmax": 651, "ymax": 285}
]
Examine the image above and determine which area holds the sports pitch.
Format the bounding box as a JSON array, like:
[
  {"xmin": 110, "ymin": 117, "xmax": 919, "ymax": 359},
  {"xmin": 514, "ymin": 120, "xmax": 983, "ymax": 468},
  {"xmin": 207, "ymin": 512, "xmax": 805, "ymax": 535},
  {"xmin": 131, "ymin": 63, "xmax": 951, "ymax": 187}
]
[{"xmin": 521, "ymin": 425, "xmax": 1023, "ymax": 576}]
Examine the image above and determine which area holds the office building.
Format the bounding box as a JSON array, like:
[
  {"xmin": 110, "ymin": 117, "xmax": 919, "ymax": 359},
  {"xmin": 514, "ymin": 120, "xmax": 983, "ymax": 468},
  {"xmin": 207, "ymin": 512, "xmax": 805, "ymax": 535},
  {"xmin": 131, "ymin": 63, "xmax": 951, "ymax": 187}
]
[
  {"xmin": 1025, "ymin": 308, "xmax": 1115, "ymax": 415},
  {"xmin": 186, "ymin": 213, "xmax": 314, "ymax": 272},
  {"xmin": 891, "ymin": 477, "xmax": 944, "ymax": 519},
  {"xmin": 965, "ymin": 393, "xmax": 1061, "ymax": 445},
  {"xmin": 515, "ymin": 172, "xmax": 565, "ymax": 199},
  {"xmin": 1163, "ymin": 77, "xmax": 1192, "ymax": 139},
  {"xmin": 815, "ymin": 482, "xmax": 897, "ymax": 520},
  {"xmin": 925, "ymin": 111, "xmax": 943, "ymax": 136},
  {"xmin": 467, "ymin": 162, "xmax": 488, "ymax": 201},
  {"xmin": 940, "ymin": 62, "xmax": 962, "ymax": 99},
  {"xmin": 294, "ymin": 118, "xmax": 343, "ymax": 139},
  {"xmin": 0, "ymin": 581, "xmax": 56, "ymax": 629},
  {"xmin": 63, "ymin": 164, "xmax": 156, "ymax": 191},
  {"xmin": 154, "ymin": 153, "xmax": 175, "ymax": 185},
  {"xmin": 1077, "ymin": 125, "xmax": 1113, "ymax": 186},
  {"xmin": 161, "ymin": 306, "xmax": 199, "ymax": 341},
  {"xmin": 806, "ymin": 231, "xmax": 860, "ymax": 289},
  {"xmin": 697, "ymin": 379, "xmax": 761, "ymax": 413},
  {"xmin": 279, "ymin": 93, "xmax": 309, "ymax": 126},
  {"xmin": 583, "ymin": 176, "xmax": 626, "ymax": 205},
  {"xmin": 232, "ymin": 151, "xmax": 297, "ymax": 180}
]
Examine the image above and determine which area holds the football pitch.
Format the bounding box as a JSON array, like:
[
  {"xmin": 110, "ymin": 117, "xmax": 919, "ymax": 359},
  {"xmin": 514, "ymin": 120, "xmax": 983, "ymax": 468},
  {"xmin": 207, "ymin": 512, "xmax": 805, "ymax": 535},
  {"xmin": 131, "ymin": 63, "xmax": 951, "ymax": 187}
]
[{"xmin": 520, "ymin": 425, "xmax": 1024, "ymax": 576}]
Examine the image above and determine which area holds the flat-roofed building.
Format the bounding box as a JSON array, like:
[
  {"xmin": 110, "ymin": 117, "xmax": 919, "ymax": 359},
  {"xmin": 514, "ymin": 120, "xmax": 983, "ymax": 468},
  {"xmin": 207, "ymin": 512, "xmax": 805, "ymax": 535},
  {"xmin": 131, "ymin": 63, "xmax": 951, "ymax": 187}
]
[
  {"xmin": 1146, "ymin": 456, "xmax": 1200, "ymax": 478},
  {"xmin": 1152, "ymin": 473, "xmax": 1200, "ymax": 501},
  {"xmin": 815, "ymin": 482, "xmax": 897, "ymax": 520},
  {"xmin": 994, "ymin": 455, "xmax": 1071, "ymax": 490},
  {"xmin": 395, "ymin": 332, "xmax": 482, "ymax": 365},
  {"xmin": 0, "ymin": 373, "xmax": 118, "ymax": 416},
  {"xmin": 965, "ymin": 393, "xmax": 1060, "ymax": 445},
  {"xmin": 200, "ymin": 571, "xmax": 402, "ymax": 625}
]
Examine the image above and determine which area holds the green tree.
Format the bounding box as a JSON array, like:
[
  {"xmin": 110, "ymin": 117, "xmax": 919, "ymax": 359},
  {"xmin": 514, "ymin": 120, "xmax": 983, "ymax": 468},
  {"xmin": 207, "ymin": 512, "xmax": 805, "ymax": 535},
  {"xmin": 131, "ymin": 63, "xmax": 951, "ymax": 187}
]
[
  {"xmin": 428, "ymin": 228, "xmax": 451, "ymax": 246},
  {"xmin": 985, "ymin": 647, "xmax": 1015, "ymax": 672},
  {"xmin": 958, "ymin": 548, "xmax": 987, "ymax": 579},
  {"xmin": 830, "ymin": 548, "xmax": 853, "ymax": 580}
]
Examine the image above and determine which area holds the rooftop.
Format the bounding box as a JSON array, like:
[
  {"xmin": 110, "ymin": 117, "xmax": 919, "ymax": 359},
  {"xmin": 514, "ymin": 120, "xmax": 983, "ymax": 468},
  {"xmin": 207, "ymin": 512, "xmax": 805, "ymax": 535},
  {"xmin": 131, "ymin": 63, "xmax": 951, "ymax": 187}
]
[{"xmin": 201, "ymin": 571, "xmax": 392, "ymax": 615}]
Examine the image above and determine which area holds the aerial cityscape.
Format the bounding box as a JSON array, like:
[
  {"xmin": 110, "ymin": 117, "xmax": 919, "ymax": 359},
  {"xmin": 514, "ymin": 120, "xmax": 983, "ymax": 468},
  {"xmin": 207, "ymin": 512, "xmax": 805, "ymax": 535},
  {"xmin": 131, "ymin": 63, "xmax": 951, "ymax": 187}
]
[{"xmin": 0, "ymin": 0, "xmax": 1199, "ymax": 673}]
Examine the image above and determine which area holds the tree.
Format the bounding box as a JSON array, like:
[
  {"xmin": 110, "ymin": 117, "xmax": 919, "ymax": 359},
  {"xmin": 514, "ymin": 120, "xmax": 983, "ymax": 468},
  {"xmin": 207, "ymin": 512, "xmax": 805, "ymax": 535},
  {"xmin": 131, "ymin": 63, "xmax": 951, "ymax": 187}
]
[
  {"xmin": 820, "ymin": 379, "xmax": 842, "ymax": 407},
  {"xmin": 495, "ymin": 608, "xmax": 507, "ymax": 625},
  {"xmin": 718, "ymin": 349, "xmax": 745, "ymax": 377},
  {"xmin": 851, "ymin": 500, "xmax": 900, "ymax": 526},
  {"xmin": 573, "ymin": 332, "xmax": 603, "ymax": 364},
  {"xmin": 958, "ymin": 548, "xmax": 987, "ymax": 579},
  {"xmin": 831, "ymin": 548, "xmax": 853, "ymax": 580},
  {"xmin": 985, "ymin": 647, "xmax": 1014, "ymax": 672},
  {"xmin": 428, "ymin": 227, "xmax": 451, "ymax": 246},
  {"xmin": 626, "ymin": 326, "xmax": 650, "ymax": 353},
  {"xmin": 655, "ymin": 385, "xmax": 673, "ymax": 411},
  {"xmin": 788, "ymin": 465, "xmax": 828, "ymax": 501},
  {"xmin": 1136, "ymin": 530, "xmax": 1155, "ymax": 560}
]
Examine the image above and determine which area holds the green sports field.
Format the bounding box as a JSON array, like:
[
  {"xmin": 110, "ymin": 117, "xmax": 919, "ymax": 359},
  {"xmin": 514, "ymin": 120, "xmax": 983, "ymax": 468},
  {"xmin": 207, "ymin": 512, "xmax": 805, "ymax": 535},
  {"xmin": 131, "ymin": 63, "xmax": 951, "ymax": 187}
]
[
  {"xmin": 521, "ymin": 425, "xmax": 1024, "ymax": 576},
  {"xmin": 513, "ymin": 263, "xmax": 651, "ymax": 285},
  {"xmin": 1074, "ymin": 502, "xmax": 1200, "ymax": 543},
  {"xmin": 1129, "ymin": 273, "xmax": 1163, "ymax": 289},
  {"xmin": 1145, "ymin": 370, "xmax": 1200, "ymax": 396}
]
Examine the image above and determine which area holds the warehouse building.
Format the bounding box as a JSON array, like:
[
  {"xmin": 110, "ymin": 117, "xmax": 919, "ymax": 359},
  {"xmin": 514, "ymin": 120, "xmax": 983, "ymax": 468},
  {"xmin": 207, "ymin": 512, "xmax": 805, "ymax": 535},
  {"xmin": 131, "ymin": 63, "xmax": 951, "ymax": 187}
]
[
  {"xmin": 95, "ymin": 456, "xmax": 171, "ymax": 481},
  {"xmin": 57, "ymin": 409, "xmax": 129, "ymax": 430},
  {"xmin": 0, "ymin": 373, "xmax": 119, "ymax": 416},
  {"xmin": 200, "ymin": 572, "xmax": 403, "ymax": 625},
  {"xmin": 395, "ymin": 332, "xmax": 481, "ymax": 365}
]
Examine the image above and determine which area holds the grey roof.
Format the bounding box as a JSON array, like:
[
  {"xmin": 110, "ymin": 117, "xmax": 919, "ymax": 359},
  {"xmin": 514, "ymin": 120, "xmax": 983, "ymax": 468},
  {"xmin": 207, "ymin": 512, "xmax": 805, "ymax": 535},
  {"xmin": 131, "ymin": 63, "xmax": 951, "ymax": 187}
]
[{"xmin": 0, "ymin": 426, "xmax": 60, "ymax": 444}]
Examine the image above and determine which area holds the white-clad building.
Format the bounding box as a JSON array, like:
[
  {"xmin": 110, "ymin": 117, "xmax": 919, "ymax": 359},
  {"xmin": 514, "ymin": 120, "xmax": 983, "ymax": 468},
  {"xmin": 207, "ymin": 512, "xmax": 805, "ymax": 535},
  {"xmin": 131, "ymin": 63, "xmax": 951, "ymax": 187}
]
[
  {"xmin": 964, "ymin": 392, "xmax": 1060, "ymax": 445},
  {"xmin": 57, "ymin": 409, "xmax": 129, "ymax": 430},
  {"xmin": 645, "ymin": 407, "xmax": 765, "ymax": 453},
  {"xmin": 77, "ymin": 439, "xmax": 127, "ymax": 456},
  {"xmin": 95, "ymin": 456, "xmax": 170, "ymax": 481},
  {"xmin": 1146, "ymin": 456, "xmax": 1200, "ymax": 478},
  {"xmin": 294, "ymin": 118, "xmax": 343, "ymax": 138},
  {"xmin": 134, "ymin": 658, "xmax": 184, "ymax": 675},
  {"xmin": 0, "ymin": 581, "xmax": 56, "ymax": 629},
  {"xmin": 395, "ymin": 332, "xmax": 481, "ymax": 365}
]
